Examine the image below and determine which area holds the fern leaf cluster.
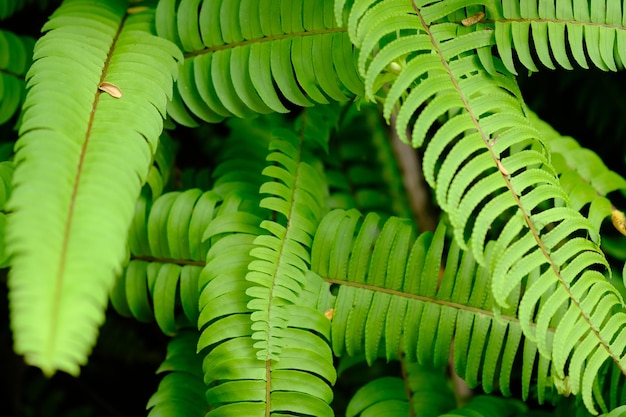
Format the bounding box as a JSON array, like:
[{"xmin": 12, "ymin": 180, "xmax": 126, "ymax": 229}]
[
  {"xmin": 156, "ymin": 0, "xmax": 363, "ymax": 125},
  {"xmin": 3, "ymin": 0, "xmax": 626, "ymax": 416},
  {"xmin": 494, "ymin": 0, "xmax": 626, "ymax": 73},
  {"xmin": 336, "ymin": 0, "xmax": 626, "ymax": 413}
]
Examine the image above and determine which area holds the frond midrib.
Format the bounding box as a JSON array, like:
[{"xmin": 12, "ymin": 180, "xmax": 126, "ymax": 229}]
[
  {"xmin": 324, "ymin": 276, "xmax": 533, "ymax": 335},
  {"xmin": 183, "ymin": 26, "xmax": 347, "ymax": 58},
  {"xmin": 48, "ymin": 11, "xmax": 128, "ymax": 362}
]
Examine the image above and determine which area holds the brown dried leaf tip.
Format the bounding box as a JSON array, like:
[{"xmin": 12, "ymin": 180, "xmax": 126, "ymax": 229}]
[
  {"xmin": 99, "ymin": 82, "xmax": 122, "ymax": 99},
  {"xmin": 324, "ymin": 308, "xmax": 334, "ymax": 320},
  {"xmin": 461, "ymin": 11, "xmax": 485, "ymax": 27}
]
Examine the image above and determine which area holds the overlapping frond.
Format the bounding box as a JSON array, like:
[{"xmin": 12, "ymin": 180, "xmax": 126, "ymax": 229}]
[
  {"xmin": 111, "ymin": 188, "xmax": 220, "ymax": 335},
  {"xmin": 147, "ymin": 330, "xmax": 207, "ymax": 417},
  {"xmin": 5, "ymin": 0, "xmax": 181, "ymax": 376},
  {"xmin": 345, "ymin": 361, "xmax": 453, "ymax": 417},
  {"xmin": 336, "ymin": 1, "xmax": 626, "ymax": 412},
  {"xmin": 0, "ymin": 30, "xmax": 34, "ymax": 126},
  {"xmin": 199, "ymin": 242, "xmax": 336, "ymax": 417},
  {"xmin": 493, "ymin": 0, "xmax": 626, "ymax": 73},
  {"xmin": 246, "ymin": 125, "xmax": 327, "ymax": 361},
  {"xmin": 312, "ymin": 210, "xmax": 555, "ymax": 401},
  {"xmin": 155, "ymin": 0, "xmax": 363, "ymax": 126},
  {"xmin": 198, "ymin": 210, "xmax": 335, "ymax": 417},
  {"xmin": 195, "ymin": 107, "xmax": 336, "ymax": 416}
]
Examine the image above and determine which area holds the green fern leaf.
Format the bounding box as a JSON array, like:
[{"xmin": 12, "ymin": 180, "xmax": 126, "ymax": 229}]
[
  {"xmin": 5, "ymin": 0, "xmax": 181, "ymax": 376},
  {"xmin": 199, "ymin": 233, "xmax": 335, "ymax": 416},
  {"xmin": 111, "ymin": 189, "xmax": 220, "ymax": 334},
  {"xmin": 494, "ymin": 0, "xmax": 626, "ymax": 73},
  {"xmin": 345, "ymin": 362, "xmax": 454, "ymax": 417},
  {"xmin": 147, "ymin": 330, "xmax": 207, "ymax": 417},
  {"xmin": 0, "ymin": 30, "xmax": 34, "ymax": 126},
  {"xmin": 156, "ymin": 0, "xmax": 363, "ymax": 125},
  {"xmin": 337, "ymin": 0, "xmax": 626, "ymax": 412},
  {"xmin": 194, "ymin": 108, "xmax": 336, "ymax": 416},
  {"xmin": 312, "ymin": 210, "xmax": 553, "ymax": 400},
  {"xmin": 246, "ymin": 119, "xmax": 327, "ymax": 361}
]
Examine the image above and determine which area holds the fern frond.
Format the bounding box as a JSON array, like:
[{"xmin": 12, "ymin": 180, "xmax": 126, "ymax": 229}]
[
  {"xmin": 493, "ymin": 0, "xmax": 626, "ymax": 73},
  {"xmin": 199, "ymin": 232, "xmax": 335, "ymax": 416},
  {"xmin": 345, "ymin": 361, "xmax": 454, "ymax": 417},
  {"xmin": 155, "ymin": 0, "xmax": 363, "ymax": 125},
  {"xmin": 110, "ymin": 189, "xmax": 220, "ymax": 334},
  {"xmin": 147, "ymin": 330, "xmax": 207, "ymax": 417},
  {"xmin": 5, "ymin": 0, "xmax": 181, "ymax": 376},
  {"xmin": 195, "ymin": 107, "xmax": 336, "ymax": 416},
  {"xmin": 246, "ymin": 124, "xmax": 327, "ymax": 361},
  {"xmin": 312, "ymin": 210, "xmax": 555, "ymax": 401},
  {"xmin": 0, "ymin": 30, "xmax": 34, "ymax": 126},
  {"xmin": 337, "ymin": 1, "xmax": 626, "ymax": 412}
]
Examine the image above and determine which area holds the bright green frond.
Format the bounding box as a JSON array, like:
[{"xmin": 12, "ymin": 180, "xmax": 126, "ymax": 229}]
[
  {"xmin": 246, "ymin": 110, "xmax": 328, "ymax": 361},
  {"xmin": 156, "ymin": 0, "xmax": 363, "ymax": 125},
  {"xmin": 198, "ymin": 234, "xmax": 335, "ymax": 416},
  {"xmin": 312, "ymin": 210, "xmax": 552, "ymax": 400},
  {"xmin": 335, "ymin": 0, "xmax": 626, "ymax": 412},
  {"xmin": 493, "ymin": 0, "xmax": 626, "ymax": 73},
  {"xmin": 5, "ymin": 0, "xmax": 181, "ymax": 376},
  {"xmin": 193, "ymin": 108, "xmax": 335, "ymax": 416}
]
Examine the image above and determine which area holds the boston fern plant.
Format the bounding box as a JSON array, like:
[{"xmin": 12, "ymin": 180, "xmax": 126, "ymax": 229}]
[{"xmin": 3, "ymin": 0, "xmax": 626, "ymax": 416}]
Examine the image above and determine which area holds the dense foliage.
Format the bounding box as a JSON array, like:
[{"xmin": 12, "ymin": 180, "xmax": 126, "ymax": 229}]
[{"xmin": 3, "ymin": 0, "xmax": 626, "ymax": 416}]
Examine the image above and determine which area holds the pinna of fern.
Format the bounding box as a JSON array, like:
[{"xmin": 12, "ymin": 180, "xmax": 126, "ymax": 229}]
[{"xmin": 4, "ymin": 0, "xmax": 181, "ymax": 376}]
